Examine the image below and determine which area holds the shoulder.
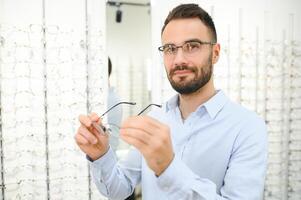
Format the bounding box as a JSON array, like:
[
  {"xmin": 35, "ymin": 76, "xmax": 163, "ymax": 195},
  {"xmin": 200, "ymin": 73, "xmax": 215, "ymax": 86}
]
[
  {"xmin": 223, "ymin": 100, "xmax": 266, "ymax": 129},
  {"xmin": 224, "ymin": 101, "xmax": 267, "ymax": 148},
  {"xmin": 107, "ymin": 87, "xmax": 121, "ymax": 106}
]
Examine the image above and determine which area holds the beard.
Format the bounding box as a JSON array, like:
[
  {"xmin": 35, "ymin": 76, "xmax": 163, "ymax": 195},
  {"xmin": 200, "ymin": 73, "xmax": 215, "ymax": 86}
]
[{"xmin": 167, "ymin": 56, "xmax": 213, "ymax": 95}]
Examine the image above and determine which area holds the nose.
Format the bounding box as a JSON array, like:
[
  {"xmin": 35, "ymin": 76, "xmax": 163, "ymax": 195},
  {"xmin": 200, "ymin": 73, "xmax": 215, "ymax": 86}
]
[{"xmin": 173, "ymin": 47, "xmax": 188, "ymax": 66}]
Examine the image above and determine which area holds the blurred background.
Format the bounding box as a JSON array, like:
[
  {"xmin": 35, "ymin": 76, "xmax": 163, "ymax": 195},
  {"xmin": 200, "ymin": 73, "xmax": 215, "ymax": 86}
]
[{"xmin": 0, "ymin": 0, "xmax": 300, "ymax": 199}]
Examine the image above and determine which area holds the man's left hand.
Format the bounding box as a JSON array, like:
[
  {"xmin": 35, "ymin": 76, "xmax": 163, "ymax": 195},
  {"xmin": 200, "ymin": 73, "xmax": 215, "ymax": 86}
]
[{"xmin": 120, "ymin": 116, "xmax": 174, "ymax": 176}]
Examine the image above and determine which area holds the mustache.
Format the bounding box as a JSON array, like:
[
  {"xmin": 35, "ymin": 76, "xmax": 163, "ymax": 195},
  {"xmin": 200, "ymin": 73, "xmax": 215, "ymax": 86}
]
[{"xmin": 169, "ymin": 65, "xmax": 196, "ymax": 76}]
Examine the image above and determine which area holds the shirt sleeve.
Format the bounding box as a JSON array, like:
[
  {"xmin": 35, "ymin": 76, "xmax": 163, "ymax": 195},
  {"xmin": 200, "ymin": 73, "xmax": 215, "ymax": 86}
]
[
  {"xmin": 157, "ymin": 115, "xmax": 268, "ymax": 200},
  {"xmin": 89, "ymin": 147, "xmax": 142, "ymax": 199}
]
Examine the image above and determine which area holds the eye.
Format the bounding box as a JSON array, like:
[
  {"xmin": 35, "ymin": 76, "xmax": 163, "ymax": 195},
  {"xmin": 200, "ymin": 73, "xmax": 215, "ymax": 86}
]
[
  {"xmin": 184, "ymin": 42, "xmax": 201, "ymax": 52},
  {"xmin": 164, "ymin": 44, "xmax": 177, "ymax": 54}
]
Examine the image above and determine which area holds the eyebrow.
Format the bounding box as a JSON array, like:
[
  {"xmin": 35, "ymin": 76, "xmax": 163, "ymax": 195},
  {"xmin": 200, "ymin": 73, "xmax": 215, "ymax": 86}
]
[
  {"xmin": 183, "ymin": 38, "xmax": 204, "ymax": 43},
  {"xmin": 163, "ymin": 38, "xmax": 203, "ymax": 46}
]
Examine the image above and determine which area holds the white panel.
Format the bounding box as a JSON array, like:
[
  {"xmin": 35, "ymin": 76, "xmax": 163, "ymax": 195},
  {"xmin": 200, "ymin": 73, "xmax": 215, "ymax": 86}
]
[
  {"xmin": 44, "ymin": 0, "xmax": 91, "ymax": 199},
  {"xmin": 0, "ymin": 0, "xmax": 47, "ymax": 199},
  {"xmin": 0, "ymin": 0, "xmax": 107, "ymax": 199}
]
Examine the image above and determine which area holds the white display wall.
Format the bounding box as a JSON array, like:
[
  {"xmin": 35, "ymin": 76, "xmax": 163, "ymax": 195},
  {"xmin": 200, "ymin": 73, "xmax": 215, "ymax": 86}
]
[
  {"xmin": 151, "ymin": 0, "xmax": 301, "ymax": 199},
  {"xmin": 0, "ymin": 0, "xmax": 107, "ymax": 199}
]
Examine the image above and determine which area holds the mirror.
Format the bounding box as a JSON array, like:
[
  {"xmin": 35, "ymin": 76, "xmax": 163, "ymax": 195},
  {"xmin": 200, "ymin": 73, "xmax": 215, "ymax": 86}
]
[{"xmin": 106, "ymin": 0, "xmax": 152, "ymax": 151}]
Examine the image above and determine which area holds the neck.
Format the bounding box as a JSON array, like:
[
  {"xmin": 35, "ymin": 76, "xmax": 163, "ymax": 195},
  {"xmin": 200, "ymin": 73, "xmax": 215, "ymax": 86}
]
[{"xmin": 178, "ymin": 79, "xmax": 216, "ymax": 120}]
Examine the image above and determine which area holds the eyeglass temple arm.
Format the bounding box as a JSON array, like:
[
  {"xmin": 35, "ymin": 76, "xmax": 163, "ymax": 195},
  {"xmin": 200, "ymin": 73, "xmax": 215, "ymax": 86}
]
[
  {"xmin": 137, "ymin": 104, "xmax": 162, "ymax": 116},
  {"xmin": 100, "ymin": 101, "xmax": 136, "ymax": 117}
]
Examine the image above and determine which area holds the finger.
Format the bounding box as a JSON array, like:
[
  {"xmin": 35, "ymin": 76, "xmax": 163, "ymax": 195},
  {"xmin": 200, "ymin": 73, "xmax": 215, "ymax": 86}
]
[
  {"xmin": 141, "ymin": 115, "xmax": 163, "ymax": 128},
  {"xmin": 74, "ymin": 132, "xmax": 89, "ymax": 145},
  {"xmin": 120, "ymin": 128, "xmax": 151, "ymax": 146},
  {"xmin": 96, "ymin": 117, "xmax": 103, "ymax": 125},
  {"xmin": 121, "ymin": 116, "xmax": 162, "ymax": 136},
  {"xmin": 120, "ymin": 133, "xmax": 147, "ymax": 152},
  {"xmin": 78, "ymin": 114, "xmax": 105, "ymax": 138},
  {"xmin": 89, "ymin": 112, "xmax": 100, "ymax": 122},
  {"xmin": 79, "ymin": 114, "xmax": 93, "ymax": 128},
  {"xmin": 78, "ymin": 125, "xmax": 98, "ymax": 144},
  {"xmin": 91, "ymin": 122, "xmax": 109, "ymax": 138},
  {"xmin": 88, "ymin": 113, "xmax": 105, "ymax": 133},
  {"xmin": 140, "ymin": 116, "xmax": 170, "ymax": 136}
]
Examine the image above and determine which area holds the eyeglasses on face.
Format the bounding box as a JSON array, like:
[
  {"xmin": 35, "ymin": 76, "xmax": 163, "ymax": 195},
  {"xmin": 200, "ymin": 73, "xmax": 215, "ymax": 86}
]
[
  {"xmin": 158, "ymin": 39, "xmax": 216, "ymax": 58},
  {"xmin": 92, "ymin": 101, "xmax": 162, "ymax": 136}
]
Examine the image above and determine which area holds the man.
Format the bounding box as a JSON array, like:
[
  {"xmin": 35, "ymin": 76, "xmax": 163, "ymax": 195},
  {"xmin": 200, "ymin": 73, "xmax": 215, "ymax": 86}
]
[{"xmin": 75, "ymin": 3, "xmax": 267, "ymax": 199}]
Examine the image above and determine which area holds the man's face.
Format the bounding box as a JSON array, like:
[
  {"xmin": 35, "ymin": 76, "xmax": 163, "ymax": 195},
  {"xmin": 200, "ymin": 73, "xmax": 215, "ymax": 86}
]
[{"xmin": 161, "ymin": 18, "xmax": 219, "ymax": 94}]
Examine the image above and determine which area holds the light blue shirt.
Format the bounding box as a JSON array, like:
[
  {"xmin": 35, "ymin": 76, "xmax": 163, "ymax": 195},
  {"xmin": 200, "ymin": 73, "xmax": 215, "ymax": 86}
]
[{"xmin": 89, "ymin": 90, "xmax": 268, "ymax": 199}]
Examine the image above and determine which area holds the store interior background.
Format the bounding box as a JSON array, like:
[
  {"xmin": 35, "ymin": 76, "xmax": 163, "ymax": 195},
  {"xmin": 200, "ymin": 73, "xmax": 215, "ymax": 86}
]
[{"xmin": 0, "ymin": 0, "xmax": 300, "ymax": 199}]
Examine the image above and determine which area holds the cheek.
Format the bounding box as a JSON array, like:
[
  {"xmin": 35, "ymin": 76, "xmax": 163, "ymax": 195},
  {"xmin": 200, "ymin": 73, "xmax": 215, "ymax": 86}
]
[
  {"xmin": 163, "ymin": 59, "xmax": 173, "ymax": 73},
  {"xmin": 197, "ymin": 54, "xmax": 212, "ymax": 67}
]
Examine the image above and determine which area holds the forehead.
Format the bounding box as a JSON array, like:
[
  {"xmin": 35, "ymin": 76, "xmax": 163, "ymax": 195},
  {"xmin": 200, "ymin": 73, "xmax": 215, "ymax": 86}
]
[{"xmin": 162, "ymin": 18, "xmax": 211, "ymax": 44}]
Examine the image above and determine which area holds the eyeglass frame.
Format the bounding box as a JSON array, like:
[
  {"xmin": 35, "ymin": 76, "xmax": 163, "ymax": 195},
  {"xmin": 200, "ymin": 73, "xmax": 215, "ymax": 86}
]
[
  {"xmin": 92, "ymin": 101, "xmax": 162, "ymax": 136},
  {"xmin": 158, "ymin": 39, "xmax": 216, "ymax": 57}
]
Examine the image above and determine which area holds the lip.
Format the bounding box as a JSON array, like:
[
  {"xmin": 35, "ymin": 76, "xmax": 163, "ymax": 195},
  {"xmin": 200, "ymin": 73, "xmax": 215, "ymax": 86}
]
[{"xmin": 173, "ymin": 70, "xmax": 192, "ymax": 75}]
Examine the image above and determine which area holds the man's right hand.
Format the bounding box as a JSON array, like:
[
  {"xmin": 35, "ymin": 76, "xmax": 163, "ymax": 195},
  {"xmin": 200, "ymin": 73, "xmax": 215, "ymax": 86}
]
[{"xmin": 74, "ymin": 112, "xmax": 109, "ymax": 161}]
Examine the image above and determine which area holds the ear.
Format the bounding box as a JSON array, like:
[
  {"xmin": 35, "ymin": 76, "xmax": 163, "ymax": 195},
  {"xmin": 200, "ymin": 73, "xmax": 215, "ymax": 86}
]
[{"xmin": 212, "ymin": 43, "xmax": 220, "ymax": 64}]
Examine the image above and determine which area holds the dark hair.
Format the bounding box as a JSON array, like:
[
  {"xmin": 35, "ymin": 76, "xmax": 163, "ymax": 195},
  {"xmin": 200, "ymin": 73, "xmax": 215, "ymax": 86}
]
[
  {"xmin": 161, "ymin": 3, "xmax": 217, "ymax": 42},
  {"xmin": 108, "ymin": 57, "xmax": 112, "ymax": 77}
]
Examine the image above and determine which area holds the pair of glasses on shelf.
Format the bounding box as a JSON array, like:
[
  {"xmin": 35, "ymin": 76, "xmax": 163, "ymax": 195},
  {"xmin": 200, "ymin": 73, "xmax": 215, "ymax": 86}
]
[{"xmin": 92, "ymin": 101, "xmax": 161, "ymax": 136}]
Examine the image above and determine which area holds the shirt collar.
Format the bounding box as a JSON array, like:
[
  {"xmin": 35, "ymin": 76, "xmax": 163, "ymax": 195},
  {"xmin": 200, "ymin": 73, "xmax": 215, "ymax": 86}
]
[
  {"xmin": 202, "ymin": 90, "xmax": 228, "ymax": 119},
  {"xmin": 165, "ymin": 90, "xmax": 228, "ymax": 119},
  {"xmin": 165, "ymin": 94, "xmax": 179, "ymax": 112}
]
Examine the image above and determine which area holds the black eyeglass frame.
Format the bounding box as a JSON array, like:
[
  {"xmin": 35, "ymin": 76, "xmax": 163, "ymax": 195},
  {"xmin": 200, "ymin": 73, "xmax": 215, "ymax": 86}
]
[{"xmin": 158, "ymin": 39, "xmax": 216, "ymax": 54}]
